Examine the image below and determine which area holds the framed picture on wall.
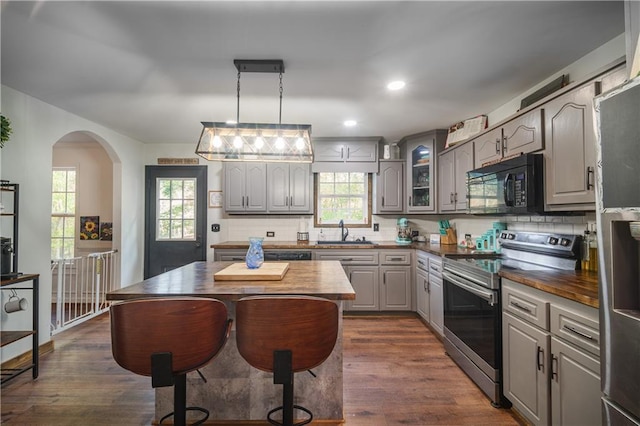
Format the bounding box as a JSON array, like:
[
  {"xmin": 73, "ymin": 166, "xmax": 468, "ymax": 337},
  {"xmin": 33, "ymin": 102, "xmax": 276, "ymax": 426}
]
[
  {"xmin": 208, "ymin": 190, "xmax": 222, "ymax": 208},
  {"xmin": 80, "ymin": 216, "xmax": 100, "ymax": 240}
]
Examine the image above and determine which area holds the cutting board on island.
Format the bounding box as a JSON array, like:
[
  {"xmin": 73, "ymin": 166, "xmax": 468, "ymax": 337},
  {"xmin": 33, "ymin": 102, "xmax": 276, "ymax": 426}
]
[{"xmin": 214, "ymin": 262, "xmax": 290, "ymax": 281}]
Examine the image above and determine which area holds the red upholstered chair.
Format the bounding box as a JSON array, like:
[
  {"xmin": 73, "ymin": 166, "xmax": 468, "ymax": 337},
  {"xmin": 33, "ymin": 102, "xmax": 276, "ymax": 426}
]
[
  {"xmin": 110, "ymin": 298, "xmax": 232, "ymax": 426},
  {"xmin": 236, "ymin": 296, "xmax": 339, "ymax": 426}
]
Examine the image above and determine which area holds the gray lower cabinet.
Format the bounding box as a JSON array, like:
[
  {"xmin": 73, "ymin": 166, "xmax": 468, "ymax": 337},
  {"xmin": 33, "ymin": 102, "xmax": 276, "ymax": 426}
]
[
  {"xmin": 266, "ymin": 163, "xmax": 312, "ymax": 213},
  {"xmin": 415, "ymin": 250, "xmax": 443, "ymax": 336},
  {"xmin": 315, "ymin": 249, "xmax": 412, "ymax": 312},
  {"xmin": 379, "ymin": 266, "xmax": 411, "ymax": 310},
  {"xmin": 502, "ymin": 278, "xmax": 601, "ymax": 426}
]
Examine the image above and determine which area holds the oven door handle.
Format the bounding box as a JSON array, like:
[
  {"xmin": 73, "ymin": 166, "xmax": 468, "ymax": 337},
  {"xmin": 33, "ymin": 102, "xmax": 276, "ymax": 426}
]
[
  {"xmin": 442, "ymin": 271, "xmax": 497, "ymax": 306},
  {"xmin": 443, "ymin": 265, "xmax": 489, "ymax": 288}
]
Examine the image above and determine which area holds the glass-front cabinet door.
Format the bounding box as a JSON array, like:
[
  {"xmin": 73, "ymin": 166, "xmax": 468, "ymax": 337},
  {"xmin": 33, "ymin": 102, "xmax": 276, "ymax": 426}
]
[{"xmin": 406, "ymin": 138, "xmax": 435, "ymax": 212}]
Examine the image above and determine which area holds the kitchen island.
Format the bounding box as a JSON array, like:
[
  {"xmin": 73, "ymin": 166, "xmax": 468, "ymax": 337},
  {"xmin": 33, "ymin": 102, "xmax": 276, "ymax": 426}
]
[{"xmin": 107, "ymin": 260, "xmax": 355, "ymax": 425}]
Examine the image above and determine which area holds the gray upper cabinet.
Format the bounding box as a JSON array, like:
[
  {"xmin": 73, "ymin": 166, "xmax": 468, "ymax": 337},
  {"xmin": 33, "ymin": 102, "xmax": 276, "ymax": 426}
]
[
  {"xmin": 402, "ymin": 129, "xmax": 447, "ymax": 213},
  {"xmin": 266, "ymin": 163, "xmax": 312, "ymax": 213},
  {"xmin": 474, "ymin": 109, "xmax": 544, "ymax": 168},
  {"xmin": 544, "ymin": 82, "xmax": 597, "ymax": 209},
  {"xmin": 224, "ymin": 163, "xmax": 267, "ymax": 213},
  {"xmin": 313, "ymin": 138, "xmax": 378, "ymax": 162},
  {"xmin": 438, "ymin": 141, "xmax": 474, "ymax": 212},
  {"xmin": 374, "ymin": 160, "xmax": 404, "ymax": 213}
]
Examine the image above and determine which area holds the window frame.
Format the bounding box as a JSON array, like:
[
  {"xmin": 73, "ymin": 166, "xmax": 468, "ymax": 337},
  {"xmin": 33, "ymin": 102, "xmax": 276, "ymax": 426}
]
[
  {"xmin": 313, "ymin": 172, "xmax": 372, "ymax": 228},
  {"xmin": 51, "ymin": 167, "xmax": 77, "ymax": 259}
]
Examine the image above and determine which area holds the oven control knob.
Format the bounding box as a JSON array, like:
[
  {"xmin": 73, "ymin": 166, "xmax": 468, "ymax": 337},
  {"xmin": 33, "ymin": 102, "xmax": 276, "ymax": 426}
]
[
  {"xmin": 548, "ymin": 237, "xmax": 559, "ymax": 245},
  {"xmin": 560, "ymin": 238, "xmax": 571, "ymax": 247}
]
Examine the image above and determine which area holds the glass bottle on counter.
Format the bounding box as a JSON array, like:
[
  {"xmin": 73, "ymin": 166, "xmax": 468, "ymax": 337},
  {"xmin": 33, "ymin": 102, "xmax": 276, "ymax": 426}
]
[
  {"xmin": 588, "ymin": 227, "xmax": 598, "ymax": 272},
  {"xmin": 581, "ymin": 230, "xmax": 590, "ymax": 270}
]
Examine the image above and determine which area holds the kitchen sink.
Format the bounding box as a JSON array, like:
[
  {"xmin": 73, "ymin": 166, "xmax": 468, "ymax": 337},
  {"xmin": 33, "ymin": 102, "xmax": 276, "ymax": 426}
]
[{"xmin": 316, "ymin": 240, "xmax": 376, "ymax": 245}]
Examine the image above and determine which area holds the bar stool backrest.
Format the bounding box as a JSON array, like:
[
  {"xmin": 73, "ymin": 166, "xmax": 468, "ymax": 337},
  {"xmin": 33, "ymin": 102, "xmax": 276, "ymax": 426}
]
[
  {"xmin": 236, "ymin": 295, "xmax": 339, "ymax": 373},
  {"xmin": 111, "ymin": 297, "xmax": 230, "ymax": 376}
]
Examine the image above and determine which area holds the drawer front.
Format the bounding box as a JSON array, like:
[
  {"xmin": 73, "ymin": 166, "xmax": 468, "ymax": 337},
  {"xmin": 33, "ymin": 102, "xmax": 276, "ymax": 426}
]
[
  {"xmin": 551, "ymin": 304, "xmax": 599, "ymax": 357},
  {"xmin": 379, "ymin": 250, "xmax": 411, "ymax": 265},
  {"xmin": 214, "ymin": 250, "xmax": 247, "ymax": 261},
  {"xmin": 314, "ymin": 251, "xmax": 379, "ymax": 265},
  {"xmin": 503, "ymin": 283, "xmax": 550, "ymax": 330},
  {"xmin": 428, "ymin": 257, "xmax": 442, "ymax": 278},
  {"xmin": 416, "ymin": 252, "xmax": 429, "ymax": 272}
]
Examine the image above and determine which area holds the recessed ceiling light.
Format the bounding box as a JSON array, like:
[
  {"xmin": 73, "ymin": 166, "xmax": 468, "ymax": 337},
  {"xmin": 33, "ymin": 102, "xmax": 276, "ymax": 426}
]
[
  {"xmin": 344, "ymin": 120, "xmax": 357, "ymax": 127},
  {"xmin": 387, "ymin": 80, "xmax": 406, "ymax": 91}
]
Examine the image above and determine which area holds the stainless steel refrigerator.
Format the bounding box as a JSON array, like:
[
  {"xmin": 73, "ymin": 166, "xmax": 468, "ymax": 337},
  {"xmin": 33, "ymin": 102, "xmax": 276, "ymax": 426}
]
[{"xmin": 595, "ymin": 75, "xmax": 640, "ymax": 426}]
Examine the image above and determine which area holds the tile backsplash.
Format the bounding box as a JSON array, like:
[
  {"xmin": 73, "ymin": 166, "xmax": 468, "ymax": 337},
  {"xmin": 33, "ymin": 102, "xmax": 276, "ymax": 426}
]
[{"xmin": 220, "ymin": 213, "xmax": 596, "ymax": 244}]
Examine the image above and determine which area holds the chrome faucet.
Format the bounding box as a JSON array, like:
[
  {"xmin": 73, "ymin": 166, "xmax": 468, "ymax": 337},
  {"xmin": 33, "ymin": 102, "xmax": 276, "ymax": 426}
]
[{"xmin": 339, "ymin": 219, "xmax": 349, "ymax": 241}]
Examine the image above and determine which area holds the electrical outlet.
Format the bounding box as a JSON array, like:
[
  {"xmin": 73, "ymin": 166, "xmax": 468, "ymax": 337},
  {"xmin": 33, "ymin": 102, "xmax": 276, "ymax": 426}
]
[
  {"xmin": 373, "ymin": 223, "xmax": 379, "ymax": 232},
  {"xmin": 266, "ymin": 231, "xmax": 275, "ymax": 237},
  {"xmin": 211, "ymin": 224, "xmax": 220, "ymax": 232}
]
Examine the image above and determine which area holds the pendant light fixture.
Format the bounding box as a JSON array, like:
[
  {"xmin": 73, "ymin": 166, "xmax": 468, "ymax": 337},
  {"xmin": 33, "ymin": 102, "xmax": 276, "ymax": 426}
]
[{"xmin": 195, "ymin": 59, "xmax": 313, "ymax": 163}]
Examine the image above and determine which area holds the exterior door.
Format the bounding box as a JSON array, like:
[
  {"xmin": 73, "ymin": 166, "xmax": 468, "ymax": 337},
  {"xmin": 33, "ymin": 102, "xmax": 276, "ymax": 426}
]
[{"xmin": 144, "ymin": 165, "xmax": 207, "ymax": 279}]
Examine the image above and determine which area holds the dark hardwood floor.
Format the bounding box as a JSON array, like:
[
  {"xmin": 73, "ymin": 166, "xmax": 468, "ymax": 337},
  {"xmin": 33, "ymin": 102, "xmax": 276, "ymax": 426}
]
[{"xmin": 1, "ymin": 313, "xmax": 522, "ymax": 425}]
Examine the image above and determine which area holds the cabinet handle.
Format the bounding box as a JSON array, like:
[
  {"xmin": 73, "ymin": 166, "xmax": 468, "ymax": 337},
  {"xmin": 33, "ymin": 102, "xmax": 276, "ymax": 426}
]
[
  {"xmin": 242, "ymin": 196, "xmax": 245, "ymax": 207},
  {"xmin": 562, "ymin": 324, "xmax": 596, "ymax": 342},
  {"xmin": 409, "ymin": 196, "xmax": 412, "ymax": 206},
  {"xmin": 430, "ymin": 265, "xmax": 439, "ymax": 272},
  {"xmin": 246, "ymin": 196, "xmax": 249, "ymax": 207},
  {"xmin": 232, "ymin": 257, "xmax": 244, "ymax": 261},
  {"xmin": 501, "ymin": 135, "xmax": 506, "ymax": 152},
  {"xmin": 551, "ymin": 354, "xmax": 558, "ymax": 381},
  {"xmin": 586, "ymin": 166, "xmax": 594, "ymax": 190},
  {"xmin": 454, "ymin": 193, "xmax": 458, "ymax": 203},
  {"xmin": 537, "ymin": 346, "xmax": 544, "ymax": 371},
  {"xmin": 382, "ymin": 196, "xmax": 385, "ymax": 206},
  {"xmin": 341, "ymin": 147, "xmax": 345, "ymax": 159},
  {"xmin": 510, "ymin": 301, "xmax": 532, "ymax": 314},
  {"xmin": 390, "ymin": 257, "xmax": 403, "ymax": 261},
  {"xmin": 427, "ymin": 281, "xmax": 430, "ymax": 293},
  {"xmin": 418, "ymin": 260, "xmax": 426, "ymax": 267},
  {"xmin": 450, "ymin": 193, "xmax": 454, "ymax": 203},
  {"xmin": 424, "ymin": 278, "xmax": 428, "ymax": 291},
  {"xmin": 342, "ymin": 258, "xmax": 354, "ymax": 262},
  {"xmin": 495, "ymin": 138, "xmax": 501, "ymax": 154},
  {"xmin": 383, "ymin": 273, "xmax": 386, "ymax": 285}
]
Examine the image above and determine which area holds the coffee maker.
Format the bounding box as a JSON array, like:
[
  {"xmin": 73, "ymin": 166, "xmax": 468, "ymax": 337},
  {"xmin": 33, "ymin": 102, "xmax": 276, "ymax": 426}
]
[{"xmin": 395, "ymin": 218, "xmax": 412, "ymax": 245}]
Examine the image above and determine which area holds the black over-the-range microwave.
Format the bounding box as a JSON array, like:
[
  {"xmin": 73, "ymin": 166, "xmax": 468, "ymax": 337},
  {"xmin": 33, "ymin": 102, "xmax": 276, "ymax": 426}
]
[{"xmin": 467, "ymin": 153, "xmax": 544, "ymax": 215}]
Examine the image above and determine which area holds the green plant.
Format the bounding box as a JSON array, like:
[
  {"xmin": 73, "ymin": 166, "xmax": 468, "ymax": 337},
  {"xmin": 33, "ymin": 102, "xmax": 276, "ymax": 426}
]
[{"xmin": 0, "ymin": 114, "xmax": 12, "ymax": 148}]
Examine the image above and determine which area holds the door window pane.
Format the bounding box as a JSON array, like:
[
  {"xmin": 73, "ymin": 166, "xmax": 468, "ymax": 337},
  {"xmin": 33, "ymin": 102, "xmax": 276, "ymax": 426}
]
[{"xmin": 156, "ymin": 178, "xmax": 197, "ymax": 241}]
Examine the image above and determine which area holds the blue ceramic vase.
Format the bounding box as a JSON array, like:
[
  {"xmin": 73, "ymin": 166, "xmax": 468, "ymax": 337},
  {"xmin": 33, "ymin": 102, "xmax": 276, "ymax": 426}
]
[{"xmin": 246, "ymin": 237, "xmax": 264, "ymax": 269}]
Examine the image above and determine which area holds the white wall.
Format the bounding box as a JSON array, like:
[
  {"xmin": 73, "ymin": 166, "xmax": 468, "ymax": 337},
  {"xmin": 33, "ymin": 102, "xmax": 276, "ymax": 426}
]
[
  {"xmin": 0, "ymin": 86, "xmax": 145, "ymax": 361},
  {"xmin": 53, "ymin": 139, "xmax": 114, "ymax": 256}
]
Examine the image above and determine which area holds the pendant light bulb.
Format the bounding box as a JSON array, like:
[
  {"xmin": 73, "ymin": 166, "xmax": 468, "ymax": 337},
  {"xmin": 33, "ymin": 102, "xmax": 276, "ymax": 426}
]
[
  {"xmin": 233, "ymin": 135, "xmax": 243, "ymax": 149},
  {"xmin": 296, "ymin": 137, "xmax": 306, "ymax": 150},
  {"xmin": 254, "ymin": 135, "xmax": 264, "ymax": 149},
  {"xmin": 212, "ymin": 135, "xmax": 222, "ymax": 148},
  {"xmin": 275, "ymin": 136, "xmax": 285, "ymax": 150}
]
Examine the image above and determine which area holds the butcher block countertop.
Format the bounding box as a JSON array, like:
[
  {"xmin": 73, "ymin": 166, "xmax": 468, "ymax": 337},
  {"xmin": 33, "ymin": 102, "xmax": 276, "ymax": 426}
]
[
  {"xmin": 211, "ymin": 241, "xmax": 598, "ymax": 307},
  {"xmin": 211, "ymin": 240, "xmax": 474, "ymax": 255},
  {"xmin": 498, "ymin": 267, "xmax": 599, "ymax": 308},
  {"xmin": 107, "ymin": 260, "xmax": 355, "ymax": 302}
]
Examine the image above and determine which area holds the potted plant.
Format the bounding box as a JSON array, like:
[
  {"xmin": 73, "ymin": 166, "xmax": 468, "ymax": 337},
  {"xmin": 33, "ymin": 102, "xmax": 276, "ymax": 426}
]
[{"xmin": 1, "ymin": 114, "xmax": 13, "ymax": 148}]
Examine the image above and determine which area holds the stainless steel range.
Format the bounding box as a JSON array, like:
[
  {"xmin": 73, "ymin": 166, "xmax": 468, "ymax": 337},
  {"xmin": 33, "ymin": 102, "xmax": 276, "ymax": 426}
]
[{"xmin": 442, "ymin": 231, "xmax": 583, "ymax": 408}]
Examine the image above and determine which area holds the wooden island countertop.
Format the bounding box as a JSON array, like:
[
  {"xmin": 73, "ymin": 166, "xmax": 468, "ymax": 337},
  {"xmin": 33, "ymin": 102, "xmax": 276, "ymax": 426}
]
[
  {"xmin": 106, "ymin": 260, "xmax": 353, "ymax": 425},
  {"xmin": 106, "ymin": 260, "xmax": 355, "ymax": 302}
]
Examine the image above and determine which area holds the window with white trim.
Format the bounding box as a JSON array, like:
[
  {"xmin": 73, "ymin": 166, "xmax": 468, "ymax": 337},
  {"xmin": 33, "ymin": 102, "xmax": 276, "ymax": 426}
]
[
  {"xmin": 156, "ymin": 178, "xmax": 196, "ymax": 240},
  {"xmin": 315, "ymin": 172, "xmax": 371, "ymax": 227},
  {"xmin": 51, "ymin": 168, "xmax": 76, "ymax": 259}
]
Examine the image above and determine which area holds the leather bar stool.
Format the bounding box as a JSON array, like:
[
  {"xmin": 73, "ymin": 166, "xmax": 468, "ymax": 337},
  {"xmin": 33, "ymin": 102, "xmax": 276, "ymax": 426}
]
[
  {"xmin": 110, "ymin": 297, "xmax": 232, "ymax": 426},
  {"xmin": 236, "ymin": 295, "xmax": 339, "ymax": 426}
]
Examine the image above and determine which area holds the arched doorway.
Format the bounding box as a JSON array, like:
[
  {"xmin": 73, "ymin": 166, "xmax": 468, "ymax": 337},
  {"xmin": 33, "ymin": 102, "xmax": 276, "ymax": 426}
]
[{"xmin": 50, "ymin": 131, "xmax": 121, "ymax": 333}]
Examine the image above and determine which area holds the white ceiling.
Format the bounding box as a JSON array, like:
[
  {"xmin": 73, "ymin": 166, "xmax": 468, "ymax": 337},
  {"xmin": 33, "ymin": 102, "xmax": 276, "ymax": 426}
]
[{"xmin": 1, "ymin": 1, "xmax": 625, "ymax": 145}]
